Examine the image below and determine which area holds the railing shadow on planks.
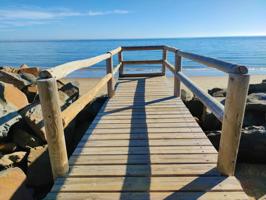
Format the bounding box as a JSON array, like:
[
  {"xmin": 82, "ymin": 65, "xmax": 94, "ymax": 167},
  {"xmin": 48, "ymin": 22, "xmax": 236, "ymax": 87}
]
[{"xmin": 37, "ymin": 45, "xmax": 250, "ymax": 181}]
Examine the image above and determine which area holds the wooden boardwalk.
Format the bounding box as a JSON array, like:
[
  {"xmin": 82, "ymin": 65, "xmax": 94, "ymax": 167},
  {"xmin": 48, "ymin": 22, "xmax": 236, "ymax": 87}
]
[{"xmin": 45, "ymin": 76, "xmax": 248, "ymax": 200}]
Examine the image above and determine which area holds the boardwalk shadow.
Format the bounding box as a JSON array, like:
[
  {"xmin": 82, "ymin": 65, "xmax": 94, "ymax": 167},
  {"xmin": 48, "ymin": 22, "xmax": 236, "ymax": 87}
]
[{"xmin": 120, "ymin": 78, "xmax": 151, "ymax": 200}]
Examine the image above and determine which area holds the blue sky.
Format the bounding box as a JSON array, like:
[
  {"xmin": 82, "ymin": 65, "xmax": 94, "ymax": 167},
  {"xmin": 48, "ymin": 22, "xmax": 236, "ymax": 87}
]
[{"xmin": 0, "ymin": 0, "xmax": 265, "ymax": 40}]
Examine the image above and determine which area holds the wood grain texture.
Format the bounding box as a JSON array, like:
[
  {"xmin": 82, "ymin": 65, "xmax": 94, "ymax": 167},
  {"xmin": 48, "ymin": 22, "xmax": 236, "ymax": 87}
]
[{"xmin": 47, "ymin": 76, "xmax": 247, "ymax": 199}]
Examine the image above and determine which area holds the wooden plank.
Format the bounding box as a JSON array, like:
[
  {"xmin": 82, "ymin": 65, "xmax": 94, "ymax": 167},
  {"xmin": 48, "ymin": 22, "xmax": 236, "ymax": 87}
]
[
  {"xmin": 92, "ymin": 118, "xmax": 196, "ymax": 124},
  {"xmin": 45, "ymin": 191, "xmax": 248, "ymax": 200},
  {"xmin": 78, "ymin": 138, "xmax": 213, "ymax": 147},
  {"xmin": 84, "ymin": 133, "xmax": 207, "ymax": 140},
  {"xmin": 51, "ymin": 176, "xmax": 243, "ymax": 192},
  {"xmin": 73, "ymin": 146, "xmax": 217, "ymax": 155},
  {"xmin": 67, "ymin": 164, "xmax": 219, "ymax": 177},
  {"xmin": 69, "ymin": 154, "xmax": 218, "ymax": 165}
]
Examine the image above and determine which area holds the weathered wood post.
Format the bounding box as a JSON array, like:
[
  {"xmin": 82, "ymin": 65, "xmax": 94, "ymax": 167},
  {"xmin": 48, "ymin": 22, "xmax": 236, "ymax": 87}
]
[
  {"xmin": 217, "ymin": 74, "xmax": 250, "ymax": 176},
  {"xmin": 106, "ymin": 53, "xmax": 115, "ymax": 97},
  {"xmin": 37, "ymin": 78, "xmax": 69, "ymax": 180},
  {"xmin": 118, "ymin": 51, "xmax": 124, "ymax": 77},
  {"xmin": 174, "ymin": 51, "xmax": 182, "ymax": 97},
  {"xmin": 162, "ymin": 48, "xmax": 168, "ymax": 76}
]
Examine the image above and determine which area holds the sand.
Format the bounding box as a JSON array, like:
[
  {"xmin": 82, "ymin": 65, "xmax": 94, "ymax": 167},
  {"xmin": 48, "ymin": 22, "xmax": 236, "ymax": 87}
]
[{"xmin": 65, "ymin": 74, "xmax": 266, "ymax": 96}]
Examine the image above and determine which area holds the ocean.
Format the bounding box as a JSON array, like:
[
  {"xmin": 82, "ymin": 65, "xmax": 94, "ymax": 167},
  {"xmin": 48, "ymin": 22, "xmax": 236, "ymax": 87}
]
[{"xmin": 0, "ymin": 36, "xmax": 266, "ymax": 78}]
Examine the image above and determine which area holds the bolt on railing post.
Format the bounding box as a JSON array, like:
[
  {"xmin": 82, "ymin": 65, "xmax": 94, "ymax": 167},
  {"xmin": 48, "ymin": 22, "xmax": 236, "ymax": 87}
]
[
  {"xmin": 106, "ymin": 54, "xmax": 115, "ymax": 97},
  {"xmin": 118, "ymin": 51, "xmax": 124, "ymax": 77},
  {"xmin": 162, "ymin": 48, "xmax": 168, "ymax": 76},
  {"xmin": 174, "ymin": 51, "xmax": 182, "ymax": 97},
  {"xmin": 217, "ymin": 74, "xmax": 250, "ymax": 176},
  {"xmin": 37, "ymin": 78, "xmax": 69, "ymax": 180}
]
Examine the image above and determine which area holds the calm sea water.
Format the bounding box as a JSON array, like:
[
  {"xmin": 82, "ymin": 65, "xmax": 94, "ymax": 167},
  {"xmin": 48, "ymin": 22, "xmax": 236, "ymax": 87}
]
[{"xmin": 0, "ymin": 37, "xmax": 266, "ymax": 78}]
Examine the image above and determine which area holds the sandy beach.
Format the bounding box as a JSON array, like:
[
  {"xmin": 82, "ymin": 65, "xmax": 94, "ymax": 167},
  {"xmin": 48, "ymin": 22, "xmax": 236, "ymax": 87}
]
[{"xmin": 65, "ymin": 74, "xmax": 266, "ymax": 96}]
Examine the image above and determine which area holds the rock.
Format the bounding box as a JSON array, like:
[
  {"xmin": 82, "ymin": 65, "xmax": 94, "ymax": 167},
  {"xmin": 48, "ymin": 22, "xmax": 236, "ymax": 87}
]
[
  {"xmin": 27, "ymin": 145, "xmax": 53, "ymax": 187},
  {"xmin": 208, "ymin": 87, "xmax": 226, "ymax": 97},
  {"xmin": 243, "ymin": 110, "xmax": 265, "ymax": 126},
  {"xmin": 184, "ymin": 96, "xmax": 204, "ymax": 119},
  {"xmin": 22, "ymin": 85, "xmax": 38, "ymax": 103},
  {"xmin": 0, "ymin": 66, "xmax": 19, "ymax": 73},
  {"xmin": 207, "ymin": 126, "xmax": 266, "ymax": 163},
  {"xmin": 249, "ymin": 82, "xmax": 266, "ymax": 94},
  {"xmin": 18, "ymin": 67, "xmax": 40, "ymax": 77},
  {"xmin": 181, "ymin": 89, "xmax": 193, "ymax": 102},
  {"xmin": 246, "ymin": 93, "xmax": 266, "ymax": 111},
  {"xmin": 59, "ymin": 82, "xmax": 79, "ymax": 102},
  {"xmin": 20, "ymin": 81, "xmax": 79, "ymax": 141},
  {"xmin": 12, "ymin": 128, "xmax": 43, "ymax": 149},
  {"xmin": 0, "ymin": 70, "xmax": 31, "ymax": 90},
  {"xmin": 0, "ymin": 151, "xmax": 27, "ymax": 169},
  {"xmin": 0, "ymin": 167, "xmax": 33, "ymax": 200},
  {"xmin": 20, "ymin": 73, "xmax": 37, "ymax": 84},
  {"xmin": 201, "ymin": 111, "xmax": 222, "ymax": 131},
  {"xmin": 0, "ymin": 101, "xmax": 22, "ymax": 139},
  {"xmin": 0, "ymin": 143, "xmax": 17, "ymax": 154},
  {"xmin": 19, "ymin": 64, "xmax": 29, "ymax": 69},
  {"xmin": 0, "ymin": 81, "xmax": 29, "ymax": 110}
]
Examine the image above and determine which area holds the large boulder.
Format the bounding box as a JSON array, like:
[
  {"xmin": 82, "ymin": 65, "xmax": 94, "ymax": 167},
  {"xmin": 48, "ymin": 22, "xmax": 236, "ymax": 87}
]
[
  {"xmin": 0, "ymin": 167, "xmax": 33, "ymax": 200},
  {"xmin": 207, "ymin": 126, "xmax": 266, "ymax": 163},
  {"xmin": 249, "ymin": 82, "xmax": 266, "ymax": 94},
  {"xmin": 0, "ymin": 69, "xmax": 32, "ymax": 90},
  {"xmin": 20, "ymin": 82, "xmax": 79, "ymax": 141},
  {"xmin": 26, "ymin": 145, "xmax": 53, "ymax": 187},
  {"xmin": 0, "ymin": 102, "xmax": 22, "ymax": 139},
  {"xmin": 0, "ymin": 81, "xmax": 29, "ymax": 110},
  {"xmin": 0, "ymin": 81, "xmax": 29, "ymax": 139}
]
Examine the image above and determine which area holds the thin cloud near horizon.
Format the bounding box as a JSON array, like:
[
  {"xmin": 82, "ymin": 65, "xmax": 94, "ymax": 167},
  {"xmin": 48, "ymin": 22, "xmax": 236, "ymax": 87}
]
[{"xmin": 0, "ymin": 8, "xmax": 130, "ymax": 27}]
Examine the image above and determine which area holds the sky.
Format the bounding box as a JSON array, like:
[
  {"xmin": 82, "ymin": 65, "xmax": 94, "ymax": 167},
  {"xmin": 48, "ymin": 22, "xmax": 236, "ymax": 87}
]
[{"xmin": 0, "ymin": 0, "xmax": 265, "ymax": 40}]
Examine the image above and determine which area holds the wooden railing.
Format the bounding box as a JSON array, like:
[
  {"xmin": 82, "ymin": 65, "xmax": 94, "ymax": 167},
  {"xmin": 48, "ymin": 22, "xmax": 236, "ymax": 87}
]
[{"xmin": 37, "ymin": 45, "xmax": 249, "ymax": 180}]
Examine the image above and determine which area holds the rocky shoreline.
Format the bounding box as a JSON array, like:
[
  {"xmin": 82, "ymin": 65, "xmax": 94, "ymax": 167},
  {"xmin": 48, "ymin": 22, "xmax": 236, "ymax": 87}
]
[
  {"xmin": 182, "ymin": 79, "xmax": 266, "ymax": 164},
  {"xmin": 0, "ymin": 65, "xmax": 107, "ymax": 199}
]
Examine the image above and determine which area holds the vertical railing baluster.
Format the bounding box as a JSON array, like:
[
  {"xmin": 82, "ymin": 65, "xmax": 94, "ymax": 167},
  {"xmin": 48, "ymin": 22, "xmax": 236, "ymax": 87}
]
[
  {"xmin": 174, "ymin": 51, "xmax": 182, "ymax": 97},
  {"xmin": 118, "ymin": 51, "xmax": 124, "ymax": 77},
  {"xmin": 162, "ymin": 48, "xmax": 168, "ymax": 76},
  {"xmin": 217, "ymin": 74, "xmax": 250, "ymax": 175},
  {"xmin": 37, "ymin": 78, "xmax": 69, "ymax": 180},
  {"xmin": 106, "ymin": 53, "xmax": 115, "ymax": 97}
]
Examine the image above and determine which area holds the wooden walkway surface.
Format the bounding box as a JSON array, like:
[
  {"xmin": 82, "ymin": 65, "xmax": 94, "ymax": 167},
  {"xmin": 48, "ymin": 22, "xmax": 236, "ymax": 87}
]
[{"xmin": 46, "ymin": 76, "xmax": 248, "ymax": 200}]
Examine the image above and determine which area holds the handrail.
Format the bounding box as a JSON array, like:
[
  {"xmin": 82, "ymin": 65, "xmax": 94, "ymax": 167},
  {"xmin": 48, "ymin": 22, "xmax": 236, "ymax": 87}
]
[
  {"xmin": 164, "ymin": 60, "xmax": 224, "ymax": 121},
  {"xmin": 40, "ymin": 47, "xmax": 122, "ymax": 79},
  {"xmin": 37, "ymin": 44, "xmax": 250, "ymax": 180},
  {"xmin": 177, "ymin": 51, "xmax": 248, "ymax": 74}
]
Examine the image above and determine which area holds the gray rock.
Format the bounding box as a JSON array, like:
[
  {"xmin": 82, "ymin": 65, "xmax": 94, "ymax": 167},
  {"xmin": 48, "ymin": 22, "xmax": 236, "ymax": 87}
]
[
  {"xmin": 208, "ymin": 87, "xmax": 226, "ymax": 97},
  {"xmin": 207, "ymin": 126, "xmax": 266, "ymax": 163},
  {"xmin": 0, "ymin": 70, "xmax": 31, "ymax": 89},
  {"xmin": 181, "ymin": 89, "xmax": 193, "ymax": 102},
  {"xmin": 246, "ymin": 93, "xmax": 266, "ymax": 111},
  {"xmin": 0, "ymin": 102, "xmax": 22, "ymax": 139}
]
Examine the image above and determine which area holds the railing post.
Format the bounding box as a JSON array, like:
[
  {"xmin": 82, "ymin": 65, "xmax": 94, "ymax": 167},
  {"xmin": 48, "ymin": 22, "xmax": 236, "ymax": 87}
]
[
  {"xmin": 217, "ymin": 74, "xmax": 249, "ymax": 176},
  {"xmin": 118, "ymin": 51, "xmax": 124, "ymax": 77},
  {"xmin": 37, "ymin": 78, "xmax": 69, "ymax": 180},
  {"xmin": 174, "ymin": 51, "xmax": 182, "ymax": 97},
  {"xmin": 162, "ymin": 48, "xmax": 168, "ymax": 76},
  {"xmin": 106, "ymin": 53, "xmax": 115, "ymax": 97}
]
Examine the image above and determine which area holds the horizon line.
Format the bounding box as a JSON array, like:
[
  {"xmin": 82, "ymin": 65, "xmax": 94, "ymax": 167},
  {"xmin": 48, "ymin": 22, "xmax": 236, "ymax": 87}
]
[{"xmin": 0, "ymin": 34, "xmax": 266, "ymax": 42}]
